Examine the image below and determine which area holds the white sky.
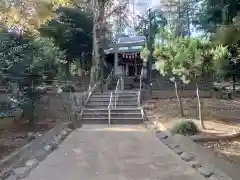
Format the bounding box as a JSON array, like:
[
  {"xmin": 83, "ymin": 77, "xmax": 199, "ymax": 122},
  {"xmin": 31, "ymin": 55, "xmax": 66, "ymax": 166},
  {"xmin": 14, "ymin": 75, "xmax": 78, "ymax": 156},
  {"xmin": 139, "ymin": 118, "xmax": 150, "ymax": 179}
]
[{"xmin": 133, "ymin": 0, "xmax": 202, "ymax": 37}]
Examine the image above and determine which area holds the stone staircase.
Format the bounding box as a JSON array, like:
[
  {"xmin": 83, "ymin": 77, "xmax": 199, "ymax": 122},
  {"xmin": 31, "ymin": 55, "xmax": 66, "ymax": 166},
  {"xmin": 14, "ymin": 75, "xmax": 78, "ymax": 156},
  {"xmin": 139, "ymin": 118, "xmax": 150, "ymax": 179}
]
[
  {"xmin": 109, "ymin": 76, "xmax": 141, "ymax": 90},
  {"xmin": 81, "ymin": 90, "xmax": 143, "ymax": 124}
]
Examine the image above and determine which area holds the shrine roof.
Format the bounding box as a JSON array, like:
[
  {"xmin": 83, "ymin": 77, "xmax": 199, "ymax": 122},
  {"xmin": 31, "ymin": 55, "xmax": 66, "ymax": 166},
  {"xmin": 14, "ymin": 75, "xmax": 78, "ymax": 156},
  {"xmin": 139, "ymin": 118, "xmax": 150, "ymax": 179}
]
[
  {"xmin": 107, "ymin": 35, "xmax": 146, "ymax": 49},
  {"xmin": 117, "ymin": 36, "xmax": 146, "ymax": 43},
  {"xmin": 104, "ymin": 46, "xmax": 142, "ymax": 54}
]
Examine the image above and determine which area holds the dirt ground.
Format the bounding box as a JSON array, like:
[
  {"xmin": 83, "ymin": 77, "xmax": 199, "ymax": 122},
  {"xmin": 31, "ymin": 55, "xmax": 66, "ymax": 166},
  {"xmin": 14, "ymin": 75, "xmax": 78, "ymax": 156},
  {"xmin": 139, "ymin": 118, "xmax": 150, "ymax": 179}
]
[
  {"xmin": 145, "ymin": 96, "xmax": 240, "ymax": 167},
  {"xmin": 0, "ymin": 118, "xmax": 67, "ymax": 160}
]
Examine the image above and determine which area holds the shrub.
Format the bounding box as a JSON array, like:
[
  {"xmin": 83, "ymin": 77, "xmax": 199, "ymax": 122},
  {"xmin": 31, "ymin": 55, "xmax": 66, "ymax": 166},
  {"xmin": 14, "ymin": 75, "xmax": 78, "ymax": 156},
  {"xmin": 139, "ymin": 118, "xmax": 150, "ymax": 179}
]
[
  {"xmin": 60, "ymin": 85, "xmax": 75, "ymax": 92},
  {"xmin": 171, "ymin": 120, "xmax": 199, "ymax": 136}
]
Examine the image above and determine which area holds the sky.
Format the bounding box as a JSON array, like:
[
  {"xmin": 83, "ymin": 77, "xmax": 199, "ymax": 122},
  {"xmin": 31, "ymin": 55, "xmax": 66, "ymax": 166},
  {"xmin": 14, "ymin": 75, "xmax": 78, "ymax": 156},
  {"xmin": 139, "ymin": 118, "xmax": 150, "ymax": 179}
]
[{"xmin": 132, "ymin": 0, "xmax": 202, "ymax": 37}]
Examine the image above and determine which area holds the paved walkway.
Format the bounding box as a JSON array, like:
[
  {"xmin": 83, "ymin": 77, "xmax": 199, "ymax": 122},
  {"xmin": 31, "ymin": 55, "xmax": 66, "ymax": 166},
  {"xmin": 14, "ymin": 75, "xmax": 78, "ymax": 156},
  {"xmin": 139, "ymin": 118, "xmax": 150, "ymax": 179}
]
[{"xmin": 23, "ymin": 125, "xmax": 205, "ymax": 180}]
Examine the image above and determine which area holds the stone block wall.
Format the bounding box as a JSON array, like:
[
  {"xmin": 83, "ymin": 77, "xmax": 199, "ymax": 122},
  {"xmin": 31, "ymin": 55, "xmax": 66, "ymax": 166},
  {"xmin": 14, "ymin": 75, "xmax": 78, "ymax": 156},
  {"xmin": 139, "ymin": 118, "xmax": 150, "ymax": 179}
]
[{"xmin": 34, "ymin": 92, "xmax": 85, "ymax": 122}]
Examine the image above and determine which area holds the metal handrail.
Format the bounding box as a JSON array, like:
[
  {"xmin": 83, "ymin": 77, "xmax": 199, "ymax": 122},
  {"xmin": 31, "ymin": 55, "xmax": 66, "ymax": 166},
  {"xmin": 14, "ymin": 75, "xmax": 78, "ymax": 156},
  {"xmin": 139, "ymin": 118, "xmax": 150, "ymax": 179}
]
[
  {"xmin": 114, "ymin": 78, "xmax": 120, "ymax": 108},
  {"xmin": 84, "ymin": 83, "xmax": 97, "ymax": 105},
  {"xmin": 137, "ymin": 91, "xmax": 141, "ymax": 106},
  {"xmin": 104, "ymin": 69, "xmax": 114, "ymax": 90},
  {"xmin": 137, "ymin": 67, "xmax": 143, "ymax": 107},
  {"xmin": 120, "ymin": 76, "xmax": 124, "ymax": 90},
  {"xmin": 108, "ymin": 92, "xmax": 113, "ymax": 125},
  {"xmin": 140, "ymin": 73, "xmax": 143, "ymax": 92},
  {"xmin": 140, "ymin": 107, "xmax": 145, "ymax": 123}
]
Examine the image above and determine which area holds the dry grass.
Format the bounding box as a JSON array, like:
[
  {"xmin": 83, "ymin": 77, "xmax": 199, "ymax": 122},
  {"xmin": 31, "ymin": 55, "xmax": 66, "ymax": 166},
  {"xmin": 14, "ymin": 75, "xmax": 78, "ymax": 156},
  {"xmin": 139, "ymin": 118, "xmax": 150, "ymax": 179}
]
[{"xmin": 145, "ymin": 95, "xmax": 240, "ymax": 166}]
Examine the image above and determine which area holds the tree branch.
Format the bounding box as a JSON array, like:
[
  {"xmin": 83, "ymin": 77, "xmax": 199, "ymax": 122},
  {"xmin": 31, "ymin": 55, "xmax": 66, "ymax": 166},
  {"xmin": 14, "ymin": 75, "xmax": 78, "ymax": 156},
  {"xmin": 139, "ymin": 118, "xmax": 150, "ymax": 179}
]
[{"xmin": 104, "ymin": 1, "xmax": 129, "ymax": 19}]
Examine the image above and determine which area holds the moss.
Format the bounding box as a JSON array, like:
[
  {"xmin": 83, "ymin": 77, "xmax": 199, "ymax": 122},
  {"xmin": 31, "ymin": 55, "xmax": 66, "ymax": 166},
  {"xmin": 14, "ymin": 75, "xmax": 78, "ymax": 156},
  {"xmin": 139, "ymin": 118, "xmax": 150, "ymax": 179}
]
[{"xmin": 171, "ymin": 120, "xmax": 199, "ymax": 136}]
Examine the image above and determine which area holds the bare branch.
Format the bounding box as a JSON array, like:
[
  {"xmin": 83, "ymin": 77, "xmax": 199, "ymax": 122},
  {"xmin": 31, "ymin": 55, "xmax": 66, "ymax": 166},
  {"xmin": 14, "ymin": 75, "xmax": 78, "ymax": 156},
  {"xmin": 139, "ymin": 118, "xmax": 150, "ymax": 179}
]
[{"xmin": 104, "ymin": 0, "xmax": 129, "ymax": 19}]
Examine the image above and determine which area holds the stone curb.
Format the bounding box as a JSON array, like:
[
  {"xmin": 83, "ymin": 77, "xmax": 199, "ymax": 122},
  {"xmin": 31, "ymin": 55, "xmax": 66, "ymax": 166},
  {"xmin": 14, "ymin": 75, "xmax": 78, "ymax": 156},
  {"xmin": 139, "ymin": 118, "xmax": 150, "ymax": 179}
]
[
  {"xmin": 4, "ymin": 128, "xmax": 73, "ymax": 180},
  {"xmin": 0, "ymin": 122, "xmax": 73, "ymax": 179},
  {"xmin": 154, "ymin": 131, "xmax": 223, "ymax": 180},
  {"xmin": 146, "ymin": 118, "xmax": 234, "ymax": 180}
]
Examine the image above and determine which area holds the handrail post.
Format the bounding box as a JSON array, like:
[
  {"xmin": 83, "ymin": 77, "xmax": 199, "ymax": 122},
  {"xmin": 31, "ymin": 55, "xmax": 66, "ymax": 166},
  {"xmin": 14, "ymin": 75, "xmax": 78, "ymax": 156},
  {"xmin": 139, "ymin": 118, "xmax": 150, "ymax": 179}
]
[
  {"xmin": 115, "ymin": 90, "xmax": 117, "ymax": 108},
  {"xmin": 108, "ymin": 108, "xmax": 111, "ymax": 125},
  {"xmin": 108, "ymin": 92, "xmax": 112, "ymax": 125},
  {"xmin": 137, "ymin": 68, "xmax": 143, "ymax": 107},
  {"xmin": 137, "ymin": 91, "xmax": 139, "ymax": 106},
  {"xmin": 120, "ymin": 76, "xmax": 124, "ymax": 90},
  {"xmin": 114, "ymin": 78, "xmax": 119, "ymax": 108}
]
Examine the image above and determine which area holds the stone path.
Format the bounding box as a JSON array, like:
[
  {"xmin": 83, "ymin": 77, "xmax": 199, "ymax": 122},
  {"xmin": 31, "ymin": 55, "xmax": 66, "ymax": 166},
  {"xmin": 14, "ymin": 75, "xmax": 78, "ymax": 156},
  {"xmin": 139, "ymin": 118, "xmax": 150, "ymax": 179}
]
[{"xmin": 22, "ymin": 125, "xmax": 205, "ymax": 180}]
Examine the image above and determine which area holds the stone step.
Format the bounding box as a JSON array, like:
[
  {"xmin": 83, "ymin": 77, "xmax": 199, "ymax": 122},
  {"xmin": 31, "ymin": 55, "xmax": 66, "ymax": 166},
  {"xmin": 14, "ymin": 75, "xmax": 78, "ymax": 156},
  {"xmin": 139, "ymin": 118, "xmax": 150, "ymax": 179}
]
[
  {"xmin": 92, "ymin": 91, "xmax": 138, "ymax": 94},
  {"xmin": 112, "ymin": 94, "xmax": 139, "ymax": 97},
  {"xmin": 82, "ymin": 112, "xmax": 142, "ymax": 118},
  {"xmin": 91, "ymin": 94, "xmax": 111, "ymax": 97},
  {"xmin": 88, "ymin": 98, "xmax": 110, "ymax": 102},
  {"xmin": 91, "ymin": 96, "xmax": 138, "ymax": 100},
  {"xmin": 81, "ymin": 117, "xmax": 143, "ymax": 124},
  {"xmin": 85, "ymin": 104, "xmax": 108, "ymax": 108},
  {"xmin": 117, "ymin": 96, "xmax": 138, "ymax": 100},
  {"xmin": 90, "ymin": 96, "xmax": 110, "ymax": 100},
  {"xmin": 88, "ymin": 99, "xmax": 138, "ymax": 104},
  {"xmin": 113, "ymin": 101, "xmax": 138, "ymax": 106},
  {"xmin": 85, "ymin": 104, "xmax": 139, "ymax": 108},
  {"xmin": 92, "ymin": 92, "xmax": 112, "ymax": 95},
  {"xmin": 87, "ymin": 101, "xmax": 138, "ymax": 106},
  {"xmin": 124, "ymin": 87, "xmax": 140, "ymax": 90},
  {"xmin": 117, "ymin": 95, "xmax": 138, "ymax": 98},
  {"xmin": 83, "ymin": 108, "xmax": 141, "ymax": 113}
]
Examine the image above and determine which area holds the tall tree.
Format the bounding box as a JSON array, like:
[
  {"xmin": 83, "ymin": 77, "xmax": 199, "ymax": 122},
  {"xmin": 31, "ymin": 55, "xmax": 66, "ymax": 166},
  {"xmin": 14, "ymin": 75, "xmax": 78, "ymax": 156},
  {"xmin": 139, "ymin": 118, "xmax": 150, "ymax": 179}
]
[
  {"xmin": 0, "ymin": 31, "xmax": 66, "ymax": 121},
  {"xmin": 153, "ymin": 30, "xmax": 228, "ymax": 128},
  {"xmin": 135, "ymin": 9, "xmax": 167, "ymax": 40},
  {"xmin": 160, "ymin": 0, "xmax": 200, "ymax": 37},
  {"xmin": 212, "ymin": 14, "xmax": 240, "ymax": 94},
  {"xmin": 81, "ymin": 0, "xmax": 130, "ymax": 90},
  {"xmin": 195, "ymin": 0, "xmax": 240, "ymax": 32},
  {"xmin": 40, "ymin": 7, "xmax": 93, "ymax": 76},
  {"xmin": 0, "ymin": 0, "xmax": 73, "ymax": 35}
]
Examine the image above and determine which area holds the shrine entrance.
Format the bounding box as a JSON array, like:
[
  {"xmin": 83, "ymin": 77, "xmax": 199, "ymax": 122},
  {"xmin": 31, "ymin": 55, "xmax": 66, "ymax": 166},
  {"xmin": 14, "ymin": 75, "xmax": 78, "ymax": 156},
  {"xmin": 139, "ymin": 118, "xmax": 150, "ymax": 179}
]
[
  {"xmin": 104, "ymin": 35, "xmax": 146, "ymax": 77},
  {"xmin": 118, "ymin": 52, "xmax": 143, "ymax": 76}
]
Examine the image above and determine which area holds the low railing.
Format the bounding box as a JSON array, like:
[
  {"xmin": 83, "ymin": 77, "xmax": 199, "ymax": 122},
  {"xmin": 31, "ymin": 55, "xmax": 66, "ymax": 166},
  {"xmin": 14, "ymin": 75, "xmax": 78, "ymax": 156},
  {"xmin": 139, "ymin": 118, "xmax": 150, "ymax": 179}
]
[{"xmin": 108, "ymin": 92, "xmax": 113, "ymax": 125}]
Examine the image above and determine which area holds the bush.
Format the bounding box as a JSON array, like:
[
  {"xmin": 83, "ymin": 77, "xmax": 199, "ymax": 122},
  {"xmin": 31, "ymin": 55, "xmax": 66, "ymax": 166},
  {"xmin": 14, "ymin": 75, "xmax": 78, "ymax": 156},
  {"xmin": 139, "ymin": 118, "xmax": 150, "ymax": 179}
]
[
  {"xmin": 171, "ymin": 120, "xmax": 199, "ymax": 136},
  {"xmin": 60, "ymin": 85, "xmax": 75, "ymax": 92}
]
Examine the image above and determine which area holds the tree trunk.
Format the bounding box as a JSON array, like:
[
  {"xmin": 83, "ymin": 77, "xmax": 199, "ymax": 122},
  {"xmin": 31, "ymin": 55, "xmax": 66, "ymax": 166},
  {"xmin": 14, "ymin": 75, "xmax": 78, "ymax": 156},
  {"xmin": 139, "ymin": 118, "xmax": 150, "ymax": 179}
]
[
  {"xmin": 232, "ymin": 74, "xmax": 236, "ymax": 97},
  {"xmin": 91, "ymin": 0, "xmax": 100, "ymax": 87},
  {"xmin": 90, "ymin": 5, "xmax": 97, "ymax": 87},
  {"xmin": 99, "ymin": 0, "xmax": 105, "ymax": 93},
  {"xmin": 186, "ymin": 5, "xmax": 191, "ymax": 37},
  {"xmin": 147, "ymin": 9, "xmax": 153, "ymax": 84},
  {"xmin": 174, "ymin": 81, "xmax": 184, "ymax": 117},
  {"xmin": 196, "ymin": 83, "xmax": 205, "ymax": 129},
  {"xmin": 91, "ymin": 0, "xmax": 105, "ymax": 92},
  {"xmin": 66, "ymin": 56, "xmax": 71, "ymax": 77}
]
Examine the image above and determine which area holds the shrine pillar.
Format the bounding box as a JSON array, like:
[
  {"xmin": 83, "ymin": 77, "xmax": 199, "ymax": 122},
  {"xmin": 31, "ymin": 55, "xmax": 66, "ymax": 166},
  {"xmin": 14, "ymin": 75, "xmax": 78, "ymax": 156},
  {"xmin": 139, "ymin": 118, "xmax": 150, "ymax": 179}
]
[
  {"xmin": 125, "ymin": 64, "xmax": 129, "ymax": 76},
  {"xmin": 135, "ymin": 59, "xmax": 137, "ymax": 76}
]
